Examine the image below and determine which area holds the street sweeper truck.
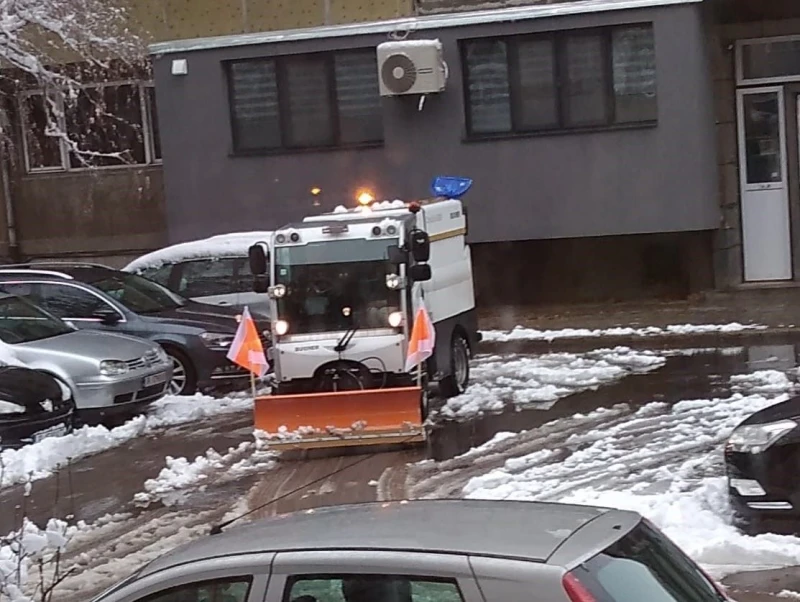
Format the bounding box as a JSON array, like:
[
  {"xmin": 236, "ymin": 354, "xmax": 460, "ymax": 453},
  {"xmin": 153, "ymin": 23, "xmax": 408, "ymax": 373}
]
[{"xmin": 247, "ymin": 176, "xmax": 481, "ymax": 449}]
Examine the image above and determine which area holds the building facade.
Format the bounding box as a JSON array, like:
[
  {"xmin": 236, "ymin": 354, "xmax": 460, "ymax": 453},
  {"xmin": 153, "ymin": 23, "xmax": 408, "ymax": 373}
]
[{"xmin": 149, "ymin": 0, "xmax": 720, "ymax": 303}]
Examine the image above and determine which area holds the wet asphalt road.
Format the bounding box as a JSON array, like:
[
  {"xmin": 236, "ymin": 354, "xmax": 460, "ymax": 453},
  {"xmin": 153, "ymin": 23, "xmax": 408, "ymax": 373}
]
[{"xmin": 6, "ymin": 339, "xmax": 800, "ymax": 600}]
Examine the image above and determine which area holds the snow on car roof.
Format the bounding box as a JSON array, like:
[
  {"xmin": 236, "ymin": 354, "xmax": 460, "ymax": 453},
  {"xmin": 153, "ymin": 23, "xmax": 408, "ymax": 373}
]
[{"xmin": 124, "ymin": 232, "xmax": 274, "ymax": 273}]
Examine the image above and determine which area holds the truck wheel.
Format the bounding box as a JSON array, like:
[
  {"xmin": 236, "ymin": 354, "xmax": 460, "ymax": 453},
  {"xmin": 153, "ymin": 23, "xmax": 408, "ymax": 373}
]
[{"xmin": 439, "ymin": 331, "xmax": 470, "ymax": 399}]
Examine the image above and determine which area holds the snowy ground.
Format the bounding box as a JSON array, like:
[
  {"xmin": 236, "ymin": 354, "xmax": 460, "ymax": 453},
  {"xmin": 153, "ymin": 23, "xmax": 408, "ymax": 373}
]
[
  {"xmin": 410, "ymin": 366, "xmax": 800, "ymax": 580},
  {"xmin": 435, "ymin": 346, "xmax": 665, "ymax": 420},
  {"xmin": 0, "ymin": 392, "xmax": 258, "ymax": 489},
  {"xmin": 4, "ymin": 339, "xmax": 800, "ymax": 600},
  {"xmin": 481, "ymin": 322, "xmax": 769, "ymax": 343}
]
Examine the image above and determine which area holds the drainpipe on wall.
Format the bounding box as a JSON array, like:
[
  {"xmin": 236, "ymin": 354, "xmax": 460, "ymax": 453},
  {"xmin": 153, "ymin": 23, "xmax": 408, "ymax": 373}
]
[
  {"xmin": 324, "ymin": 0, "xmax": 331, "ymax": 25},
  {"xmin": 0, "ymin": 110, "xmax": 19, "ymax": 263}
]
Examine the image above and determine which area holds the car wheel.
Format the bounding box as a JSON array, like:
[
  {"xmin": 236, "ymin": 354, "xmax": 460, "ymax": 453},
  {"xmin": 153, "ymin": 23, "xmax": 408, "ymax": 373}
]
[
  {"xmin": 439, "ymin": 331, "xmax": 471, "ymax": 399},
  {"xmin": 165, "ymin": 348, "xmax": 197, "ymax": 396}
]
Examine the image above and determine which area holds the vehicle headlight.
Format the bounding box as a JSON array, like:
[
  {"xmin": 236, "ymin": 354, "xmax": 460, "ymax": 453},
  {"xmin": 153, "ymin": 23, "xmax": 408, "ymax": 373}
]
[
  {"xmin": 270, "ymin": 284, "xmax": 287, "ymax": 298},
  {"xmin": 100, "ymin": 360, "xmax": 130, "ymax": 376},
  {"xmin": 388, "ymin": 311, "xmax": 403, "ymax": 328},
  {"xmin": 386, "ymin": 273, "xmax": 403, "ymax": 290},
  {"xmin": 154, "ymin": 345, "xmax": 169, "ymax": 363},
  {"xmin": 727, "ymin": 419, "xmax": 797, "ymax": 454},
  {"xmin": 275, "ymin": 320, "xmax": 289, "ymax": 336},
  {"xmin": 200, "ymin": 332, "xmax": 236, "ymax": 349}
]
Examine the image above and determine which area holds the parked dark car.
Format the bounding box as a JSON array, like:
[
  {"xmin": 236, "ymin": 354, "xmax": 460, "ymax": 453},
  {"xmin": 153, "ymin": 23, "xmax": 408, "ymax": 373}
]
[
  {"xmin": 0, "ymin": 263, "xmax": 272, "ymax": 396},
  {"xmin": 0, "ymin": 365, "xmax": 74, "ymax": 449},
  {"xmin": 725, "ymin": 394, "xmax": 800, "ymax": 533}
]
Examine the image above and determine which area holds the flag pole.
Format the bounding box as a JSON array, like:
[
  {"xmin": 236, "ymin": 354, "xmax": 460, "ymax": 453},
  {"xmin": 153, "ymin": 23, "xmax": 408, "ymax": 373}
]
[{"xmin": 250, "ymin": 370, "xmax": 257, "ymax": 398}]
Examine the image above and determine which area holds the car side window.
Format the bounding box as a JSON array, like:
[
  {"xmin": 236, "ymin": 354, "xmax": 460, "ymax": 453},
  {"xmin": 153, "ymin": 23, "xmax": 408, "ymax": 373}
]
[
  {"xmin": 35, "ymin": 283, "xmax": 110, "ymax": 320},
  {"xmin": 285, "ymin": 575, "xmax": 464, "ymax": 602},
  {"xmin": 139, "ymin": 264, "xmax": 174, "ymax": 288},
  {"xmin": 137, "ymin": 577, "xmax": 252, "ymax": 602},
  {"xmin": 178, "ymin": 259, "xmax": 238, "ymax": 298},
  {"xmin": 234, "ymin": 258, "xmax": 267, "ymax": 294}
]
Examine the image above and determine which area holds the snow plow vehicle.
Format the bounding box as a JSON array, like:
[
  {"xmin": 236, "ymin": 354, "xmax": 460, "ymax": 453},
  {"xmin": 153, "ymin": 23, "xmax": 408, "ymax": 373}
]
[{"xmin": 247, "ymin": 176, "xmax": 481, "ymax": 450}]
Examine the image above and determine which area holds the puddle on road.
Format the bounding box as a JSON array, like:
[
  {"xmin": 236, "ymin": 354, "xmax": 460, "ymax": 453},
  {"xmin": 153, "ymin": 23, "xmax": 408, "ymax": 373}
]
[{"xmin": 428, "ymin": 343, "xmax": 800, "ymax": 461}]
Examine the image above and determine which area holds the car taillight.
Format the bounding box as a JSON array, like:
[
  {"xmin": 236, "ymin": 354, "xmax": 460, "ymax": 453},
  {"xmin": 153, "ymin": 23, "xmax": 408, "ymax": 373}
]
[{"xmin": 562, "ymin": 573, "xmax": 597, "ymax": 602}]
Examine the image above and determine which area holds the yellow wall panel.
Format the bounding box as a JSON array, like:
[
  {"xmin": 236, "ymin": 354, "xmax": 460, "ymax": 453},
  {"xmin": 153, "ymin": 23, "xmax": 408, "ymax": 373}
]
[
  {"xmin": 331, "ymin": 0, "xmax": 414, "ymax": 24},
  {"xmin": 159, "ymin": 0, "xmax": 245, "ymax": 39},
  {"xmin": 245, "ymin": 0, "xmax": 326, "ymax": 33}
]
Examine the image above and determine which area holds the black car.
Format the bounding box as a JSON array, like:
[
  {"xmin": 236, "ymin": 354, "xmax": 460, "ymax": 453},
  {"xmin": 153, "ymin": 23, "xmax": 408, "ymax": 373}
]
[
  {"xmin": 0, "ymin": 365, "xmax": 74, "ymax": 449},
  {"xmin": 0, "ymin": 263, "xmax": 271, "ymax": 396},
  {"xmin": 725, "ymin": 395, "xmax": 800, "ymax": 533}
]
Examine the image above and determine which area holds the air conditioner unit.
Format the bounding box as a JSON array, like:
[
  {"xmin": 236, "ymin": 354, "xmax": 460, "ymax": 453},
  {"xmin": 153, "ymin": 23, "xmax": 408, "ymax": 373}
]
[{"xmin": 376, "ymin": 39, "xmax": 447, "ymax": 97}]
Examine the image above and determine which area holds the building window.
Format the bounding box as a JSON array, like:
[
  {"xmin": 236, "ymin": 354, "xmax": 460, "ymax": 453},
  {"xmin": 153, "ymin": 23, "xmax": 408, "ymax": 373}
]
[
  {"xmin": 227, "ymin": 48, "xmax": 383, "ymax": 153},
  {"xmin": 463, "ymin": 24, "xmax": 657, "ymax": 138},
  {"xmin": 19, "ymin": 81, "xmax": 162, "ymax": 174}
]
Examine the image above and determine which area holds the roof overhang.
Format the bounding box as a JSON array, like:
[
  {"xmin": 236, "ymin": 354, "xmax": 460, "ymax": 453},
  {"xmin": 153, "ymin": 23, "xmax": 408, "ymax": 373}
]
[{"xmin": 149, "ymin": 0, "xmax": 703, "ymax": 56}]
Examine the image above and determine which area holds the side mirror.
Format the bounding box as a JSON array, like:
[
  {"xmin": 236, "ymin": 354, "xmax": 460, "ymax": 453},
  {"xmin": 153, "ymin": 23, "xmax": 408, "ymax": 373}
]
[
  {"xmin": 387, "ymin": 245, "xmax": 407, "ymax": 265},
  {"xmin": 248, "ymin": 243, "xmax": 269, "ymax": 275},
  {"xmin": 408, "ymin": 264, "xmax": 432, "ymax": 282},
  {"xmin": 253, "ymin": 274, "xmax": 269, "ymax": 294},
  {"xmin": 409, "ymin": 230, "xmax": 430, "ymax": 263},
  {"xmin": 93, "ymin": 308, "xmax": 121, "ymax": 325}
]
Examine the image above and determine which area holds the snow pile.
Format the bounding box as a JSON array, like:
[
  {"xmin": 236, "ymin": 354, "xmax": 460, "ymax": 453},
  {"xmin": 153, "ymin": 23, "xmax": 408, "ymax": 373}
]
[
  {"xmin": 134, "ymin": 440, "xmax": 277, "ymax": 508},
  {"xmin": 482, "ymin": 322, "xmax": 768, "ymax": 343},
  {"xmin": 124, "ymin": 231, "xmax": 274, "ymax": 272},
  {"xmin": 0, "ymin": 393, "xmax": 253, "ymax": 489},
  {"xmin": 0, "ymin": 518, "xmax": 74, "ymax": 602},
  {"xmin": 462, "ymin": 369, "xmax": 800, "ymax": 576},
  {"xmin": 437, "ymin": 347, "xmax": 665, "ymax": 420}
]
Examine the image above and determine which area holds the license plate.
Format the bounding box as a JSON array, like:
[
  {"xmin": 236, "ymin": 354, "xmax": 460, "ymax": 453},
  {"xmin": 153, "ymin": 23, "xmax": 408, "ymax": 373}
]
[
  {"xmin": 34, "ymin": 424, "xmax": 67, "ymax": 443},
  {"xmin": 144, "ymin": 372, "xmax": 168, "ymax": 387}
]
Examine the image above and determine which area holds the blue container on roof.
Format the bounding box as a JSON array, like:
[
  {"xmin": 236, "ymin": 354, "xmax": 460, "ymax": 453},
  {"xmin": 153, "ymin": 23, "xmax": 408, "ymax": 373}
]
[{"xmin": 431, "ymin": 176, "xmax": 473, "ymax": 200}]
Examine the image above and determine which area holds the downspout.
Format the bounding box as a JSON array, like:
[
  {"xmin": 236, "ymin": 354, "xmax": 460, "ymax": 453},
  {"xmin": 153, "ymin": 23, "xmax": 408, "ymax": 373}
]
[{"xmin": 0, "ymin": 110, "xmax": 19, "ymax": 262}]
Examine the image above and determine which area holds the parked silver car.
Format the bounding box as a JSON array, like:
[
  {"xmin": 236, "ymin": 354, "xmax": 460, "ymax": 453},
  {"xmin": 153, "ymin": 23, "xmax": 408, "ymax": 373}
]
[
  {"xmin": 90, "ymin": 499, "xmax": 732, "ymax": 602},
  {"xmin": 0, "ymin": 293, "xmax": 173, "ymax": 418}
]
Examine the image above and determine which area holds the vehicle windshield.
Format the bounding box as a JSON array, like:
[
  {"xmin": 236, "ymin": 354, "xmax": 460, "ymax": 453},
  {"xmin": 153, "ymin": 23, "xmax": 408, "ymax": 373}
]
[
  {"xmin": 568, "ymin": 520, "xmax": 725, "ymax": 602},
  {"xmin": 274, "ymin": 238, "xmax": 401, "ymax": 335},
  {"xmin": 88, "ymin": 272, "xmax": 186, "ymax": 314},
  {"xmin": 0, "ymin": 295, "xmax": 74, "ymax": 344}
]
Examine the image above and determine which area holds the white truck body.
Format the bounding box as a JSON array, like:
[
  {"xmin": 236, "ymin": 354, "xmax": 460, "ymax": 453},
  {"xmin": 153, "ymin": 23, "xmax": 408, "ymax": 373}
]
[{"xmin": 267, "ymin": 197, "xmax": 479, "ymax": 395}]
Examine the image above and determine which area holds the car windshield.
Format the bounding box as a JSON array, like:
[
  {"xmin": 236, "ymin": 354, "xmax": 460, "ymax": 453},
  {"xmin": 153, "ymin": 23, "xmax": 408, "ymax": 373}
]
[
  {"xmin": 275, "ymin": 238, "xmax": 401, "ymax": 335},
  {"xmin": 88, "ymin": 272, "xmax": 186, "ymax": 314},
  {"xmin": 0, "ymin": 295, "xmax": 74, "ymax": 344},
  {"xmin": 567, "ymin": 520, "xmax": 725, "ymax": 602}
]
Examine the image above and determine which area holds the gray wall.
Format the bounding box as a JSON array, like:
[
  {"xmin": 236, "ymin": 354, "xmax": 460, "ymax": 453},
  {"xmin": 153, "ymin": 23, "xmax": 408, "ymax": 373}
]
[{"xmin": 152, "ymin": 3, "xmax": 719, "ymax": 245}]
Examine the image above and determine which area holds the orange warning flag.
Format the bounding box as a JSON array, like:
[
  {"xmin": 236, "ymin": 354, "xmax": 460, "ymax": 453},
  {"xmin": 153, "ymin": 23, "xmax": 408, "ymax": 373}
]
[
  {"xmin": 226, "ymin": 306, "xmax": 269, "ymax": 377},
  {"xmin": 405, "ymin": 300, "xmax": 436, "ymax": 372}
]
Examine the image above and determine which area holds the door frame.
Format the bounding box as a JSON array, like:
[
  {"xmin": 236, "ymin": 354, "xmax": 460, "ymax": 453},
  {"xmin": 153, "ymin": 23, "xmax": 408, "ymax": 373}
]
[{"xmin": 736, "ymin": 85, "xmax": 794, "ymax": 281}]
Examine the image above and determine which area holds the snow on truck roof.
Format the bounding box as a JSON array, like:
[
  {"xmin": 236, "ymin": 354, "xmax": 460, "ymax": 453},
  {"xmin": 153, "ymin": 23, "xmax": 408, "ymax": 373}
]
[
  {"xmin": 139, "ymin": 499, "xmax": 641, "ymax": 577},
  {"xmin": 124, "ymin": 231, "xmax": 274, "ymax": 273}
]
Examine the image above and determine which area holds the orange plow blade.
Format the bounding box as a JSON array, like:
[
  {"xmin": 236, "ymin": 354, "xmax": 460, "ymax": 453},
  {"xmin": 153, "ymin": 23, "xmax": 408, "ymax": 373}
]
[{"xmin": 253, "ymin": 386, "xmax": 426, "ymax": 450}]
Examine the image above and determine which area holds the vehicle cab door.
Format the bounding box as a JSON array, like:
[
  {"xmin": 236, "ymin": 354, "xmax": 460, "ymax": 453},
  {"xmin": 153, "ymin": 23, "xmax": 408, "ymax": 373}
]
[{"xmin": 265, "ymin": 550, "xmax": 484, "ymax": 602}]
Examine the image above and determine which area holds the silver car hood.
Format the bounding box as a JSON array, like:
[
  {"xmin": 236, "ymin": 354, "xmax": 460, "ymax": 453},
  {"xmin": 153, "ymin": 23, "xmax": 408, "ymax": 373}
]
[{"xmin": 16, "ymin": 329, "xmax": 156, "ymax": 361}]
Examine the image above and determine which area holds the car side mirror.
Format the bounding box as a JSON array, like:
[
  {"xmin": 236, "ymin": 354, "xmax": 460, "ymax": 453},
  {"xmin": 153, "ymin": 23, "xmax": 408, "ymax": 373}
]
[
  {"xmin": 93, "ymin": 308, "xmax": 121, "ymax": 325},
  {"xmin": 408, "ymin": 264, "xmax": 432, "ymax": 282},
  {"xmin": 249, "ymin": 243, "xmax": 269, "ymax": 275},
  {"xmin": 253, "ymin": 274, "xmax": 269, "ymax": 294},
  {"xmin": 387, "ymin": 244, "xmax": 407, "ymax": 265}
]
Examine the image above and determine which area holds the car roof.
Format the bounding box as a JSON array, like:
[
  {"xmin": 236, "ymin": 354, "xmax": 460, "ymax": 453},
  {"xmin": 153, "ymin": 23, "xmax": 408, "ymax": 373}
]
[
  {"xmin": 0, "ymin": 263, "xmax": 119, "ymax": 284},
  {"xmin": 139, "ymin": 499, "xmax": 639, "ymax": 577}
]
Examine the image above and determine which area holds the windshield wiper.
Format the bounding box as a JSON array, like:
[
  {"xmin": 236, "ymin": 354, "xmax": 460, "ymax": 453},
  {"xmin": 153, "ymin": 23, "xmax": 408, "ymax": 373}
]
[{"xmin": 334, "ymin": 323, "xmax": 358, "ymax": 353}]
